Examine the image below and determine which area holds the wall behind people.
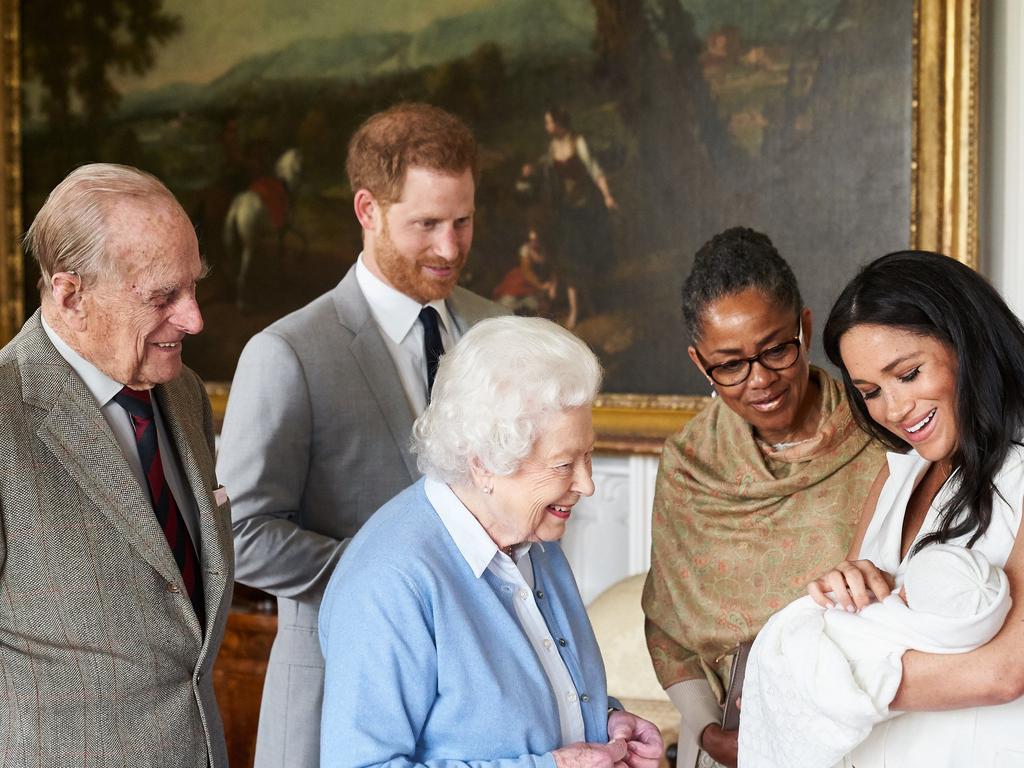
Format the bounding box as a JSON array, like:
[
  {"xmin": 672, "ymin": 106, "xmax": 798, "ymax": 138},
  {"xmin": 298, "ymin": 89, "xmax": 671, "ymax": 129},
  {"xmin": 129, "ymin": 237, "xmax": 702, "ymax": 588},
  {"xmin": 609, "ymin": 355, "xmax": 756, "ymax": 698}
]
[{"xmin": 983, "ymin": 0, "xmax": 1024, "ymax": 319}]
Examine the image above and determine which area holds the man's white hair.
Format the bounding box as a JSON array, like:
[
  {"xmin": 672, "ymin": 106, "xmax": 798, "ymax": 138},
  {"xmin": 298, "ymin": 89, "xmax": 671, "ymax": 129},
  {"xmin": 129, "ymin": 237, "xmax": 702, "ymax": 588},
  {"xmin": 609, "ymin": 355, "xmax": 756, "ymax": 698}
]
[
  {"xmin": 412, "ymin": 316, "xmax": 603, "ymax": 485},
  {"xmin": 24, "ymin": 162, "xmax": 181, "ymax": 286}
]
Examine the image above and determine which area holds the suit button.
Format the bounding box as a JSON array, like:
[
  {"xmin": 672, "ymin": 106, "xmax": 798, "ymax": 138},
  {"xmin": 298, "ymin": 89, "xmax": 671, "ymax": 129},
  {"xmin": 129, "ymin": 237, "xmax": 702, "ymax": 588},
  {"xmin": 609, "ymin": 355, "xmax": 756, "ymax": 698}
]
[
  {"xmin": 558, "ymin": 638, "xmax": 567, "ymax": 647},
  {"xmin": 166, "ymin": 582, "xmax": 180, "ymax": 593},
  {"xmin": 535, "ymin": 589, "xmax": 544, "ymax": 599},
  {"xmin": 581, "ymin": 694, "xmax": 590, "ymax": 702}
]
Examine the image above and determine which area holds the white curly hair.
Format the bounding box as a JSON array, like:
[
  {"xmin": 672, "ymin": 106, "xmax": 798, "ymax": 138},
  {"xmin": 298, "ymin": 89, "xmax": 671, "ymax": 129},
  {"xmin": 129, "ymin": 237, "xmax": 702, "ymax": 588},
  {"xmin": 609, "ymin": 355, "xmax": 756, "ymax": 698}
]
[{"xmin": 412, "ymin": 316, "xmax": 602, "ymax": 485}]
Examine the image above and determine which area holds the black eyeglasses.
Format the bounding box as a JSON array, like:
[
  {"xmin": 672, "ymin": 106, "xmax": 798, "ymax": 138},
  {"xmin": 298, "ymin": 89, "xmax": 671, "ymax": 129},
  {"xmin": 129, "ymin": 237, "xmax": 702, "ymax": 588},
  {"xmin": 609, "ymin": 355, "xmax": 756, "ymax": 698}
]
[{"xmin": 696, "ymin": 333, "xmax": 803, "ymax": 387}]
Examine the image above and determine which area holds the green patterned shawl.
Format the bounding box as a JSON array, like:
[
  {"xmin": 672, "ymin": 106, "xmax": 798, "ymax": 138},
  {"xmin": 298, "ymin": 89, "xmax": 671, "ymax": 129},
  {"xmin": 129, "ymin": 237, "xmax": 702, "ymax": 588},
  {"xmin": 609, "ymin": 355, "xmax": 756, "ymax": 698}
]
[{"xmin": 642, "ymin": 367, "xmax": 886, "ymax": 701}]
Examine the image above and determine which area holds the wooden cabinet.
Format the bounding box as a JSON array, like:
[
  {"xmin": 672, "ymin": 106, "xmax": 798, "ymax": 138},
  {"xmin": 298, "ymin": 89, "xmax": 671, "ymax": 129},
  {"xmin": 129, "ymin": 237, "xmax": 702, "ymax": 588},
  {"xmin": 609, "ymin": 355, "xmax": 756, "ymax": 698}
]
[{"xmin": 213, "ymin": 589, "xmax": 277, "ymax": 768}]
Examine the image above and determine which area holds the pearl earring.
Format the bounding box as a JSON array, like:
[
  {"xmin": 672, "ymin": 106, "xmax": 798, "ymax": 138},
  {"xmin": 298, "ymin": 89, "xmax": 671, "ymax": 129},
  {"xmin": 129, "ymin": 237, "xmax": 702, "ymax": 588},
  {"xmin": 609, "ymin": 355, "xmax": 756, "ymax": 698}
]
[{"xmin": 483, "ymin": 486, "xmax": 492, "ymax": 495}]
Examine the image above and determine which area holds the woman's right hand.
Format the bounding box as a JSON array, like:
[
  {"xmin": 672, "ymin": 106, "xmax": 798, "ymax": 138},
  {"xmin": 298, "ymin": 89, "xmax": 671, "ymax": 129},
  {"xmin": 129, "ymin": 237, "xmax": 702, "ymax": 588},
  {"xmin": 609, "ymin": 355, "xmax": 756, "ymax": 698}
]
[
  {"xmin": 699, "ymin": 723, "xmax": 737, "ymax": 767},
  {"xmin": 553, "ymin": 739, "xmax": 628, "ymax": 768},
  {"xmin": 807, "ymin": 559, "xmax": 895, "ymax": 611}
]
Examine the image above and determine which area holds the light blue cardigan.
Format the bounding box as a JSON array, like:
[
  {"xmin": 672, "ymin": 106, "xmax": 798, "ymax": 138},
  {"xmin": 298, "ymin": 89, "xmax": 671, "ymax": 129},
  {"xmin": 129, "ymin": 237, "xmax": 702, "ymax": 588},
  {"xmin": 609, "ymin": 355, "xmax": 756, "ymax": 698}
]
[{"xmin": 319, "ymin": 479, "xmax": 612, "ymax": 767}]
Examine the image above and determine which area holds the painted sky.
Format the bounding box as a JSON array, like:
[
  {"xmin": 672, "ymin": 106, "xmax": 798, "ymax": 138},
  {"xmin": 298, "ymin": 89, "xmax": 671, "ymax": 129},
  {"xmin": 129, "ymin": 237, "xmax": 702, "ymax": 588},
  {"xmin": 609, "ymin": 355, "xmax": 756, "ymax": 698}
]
[
  {"xmin": 115, "ymin": 0, "xmax": 497, "ymax": 92},
  {"xmin": 114, "ymin": 0, "xmax": 844, "ymax": 93}
]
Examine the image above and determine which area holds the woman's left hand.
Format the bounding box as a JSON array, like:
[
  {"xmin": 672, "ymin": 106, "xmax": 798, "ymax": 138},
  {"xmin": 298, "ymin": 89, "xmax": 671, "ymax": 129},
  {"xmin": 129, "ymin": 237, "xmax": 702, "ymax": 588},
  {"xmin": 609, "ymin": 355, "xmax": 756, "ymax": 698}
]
[
  {"xmin": 606, "ymin": 710, "xmax": 664, "ymax": 768},
  {"xmin": 807, "ymin": 558, "xmax": 895, "ymax": 611}
]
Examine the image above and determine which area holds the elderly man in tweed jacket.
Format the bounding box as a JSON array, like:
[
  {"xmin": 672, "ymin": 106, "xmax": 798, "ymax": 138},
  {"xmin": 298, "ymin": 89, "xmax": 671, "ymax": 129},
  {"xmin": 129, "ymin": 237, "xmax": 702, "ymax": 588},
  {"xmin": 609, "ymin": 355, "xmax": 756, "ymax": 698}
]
[{"xmin": 0, "ymin": 163, "xmax": 233, "ymax": 767}]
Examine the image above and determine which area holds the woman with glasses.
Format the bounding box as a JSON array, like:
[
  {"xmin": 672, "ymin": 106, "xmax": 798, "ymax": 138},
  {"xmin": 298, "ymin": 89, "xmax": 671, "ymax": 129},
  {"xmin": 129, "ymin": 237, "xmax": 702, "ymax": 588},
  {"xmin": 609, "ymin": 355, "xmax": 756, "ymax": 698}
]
[{"xmin": 642, "ymin": 227, "xmax": 886, "ymax": 768}]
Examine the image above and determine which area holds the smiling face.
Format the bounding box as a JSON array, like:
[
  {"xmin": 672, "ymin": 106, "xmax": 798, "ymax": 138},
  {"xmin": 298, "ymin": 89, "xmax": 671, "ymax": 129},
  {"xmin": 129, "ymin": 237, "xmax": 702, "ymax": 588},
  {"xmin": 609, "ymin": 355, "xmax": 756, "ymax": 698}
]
[
  {"xmin": 362, "ymin": 166, "xmax": 474, "ymax": 303},
  {"xmin": 689, "ymin": 288, "xmax": 815, "ymax": 445},
  {"xmin": 76, "ymin": 199, "xmax": 205, "ymax": 389},
  {"xmin": 839, "ymin": 324, "xmax": 959, "ymax": 462},
  {"xmin": 488, "ymin": 406, "xmax": 596, "ymax": 544}
]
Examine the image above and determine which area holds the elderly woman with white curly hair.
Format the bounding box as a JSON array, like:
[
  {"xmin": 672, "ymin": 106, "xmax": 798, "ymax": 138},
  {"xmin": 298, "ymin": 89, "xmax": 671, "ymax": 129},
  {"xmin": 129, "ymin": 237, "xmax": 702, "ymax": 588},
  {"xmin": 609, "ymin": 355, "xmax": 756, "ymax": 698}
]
[{"xmin": 318, "ymin": 316, "xmax": 663, "ymax": 768}]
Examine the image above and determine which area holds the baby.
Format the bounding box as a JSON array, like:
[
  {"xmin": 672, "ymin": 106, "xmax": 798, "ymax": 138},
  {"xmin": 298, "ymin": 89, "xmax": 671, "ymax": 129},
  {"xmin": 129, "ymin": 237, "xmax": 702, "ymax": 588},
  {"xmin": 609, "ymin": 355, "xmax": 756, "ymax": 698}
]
[
  {"xmin": 737, "ymin": 544, "xmax": 1011, "ymax": 768},
  {"xmin": 896, "ymin": 543, "xmax": 1004, "ymax": 617}
]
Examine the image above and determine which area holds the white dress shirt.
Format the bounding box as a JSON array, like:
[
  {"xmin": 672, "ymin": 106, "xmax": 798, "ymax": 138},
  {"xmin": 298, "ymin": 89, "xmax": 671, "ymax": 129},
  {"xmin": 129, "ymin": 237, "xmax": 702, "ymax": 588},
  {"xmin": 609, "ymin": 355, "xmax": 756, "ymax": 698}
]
[
  {"xmin": 355, "ymin": 254, "xmax": 458, "ymax": 415},
  {"xmin": 424, "ymin": 478, "xmax": 586, "ymax": 746},
  {"xmin": 41, "ymin": 316, "xmax": 201, "ymax": 548}
]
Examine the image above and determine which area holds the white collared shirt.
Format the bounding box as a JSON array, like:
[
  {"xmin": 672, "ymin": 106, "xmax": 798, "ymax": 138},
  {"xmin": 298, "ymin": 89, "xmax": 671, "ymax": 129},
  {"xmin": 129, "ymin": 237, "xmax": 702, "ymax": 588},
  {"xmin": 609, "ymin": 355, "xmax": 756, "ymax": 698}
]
[
  {"xmin": 424, "ymin": 478, "xmax": 586, "ymax": 746},
  {"xmin": 41, "ymin": 316, "xmax": 201, "ymax": 549},
  {"xmin": 355, "ymin": 254, "xmax": 457, "ymax": 415}
]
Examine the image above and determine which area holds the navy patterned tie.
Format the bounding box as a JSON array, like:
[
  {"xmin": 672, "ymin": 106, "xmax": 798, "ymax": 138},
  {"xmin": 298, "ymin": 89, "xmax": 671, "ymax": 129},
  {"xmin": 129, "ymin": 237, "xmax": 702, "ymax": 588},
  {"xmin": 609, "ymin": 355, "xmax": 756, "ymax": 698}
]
[
  {"xmin": 419, "ymin": 306, "xmax": 444, "ymax": 399},
  {"xmin": 114, "ymin": 387, "xmax": 205, "ymax": 628}
]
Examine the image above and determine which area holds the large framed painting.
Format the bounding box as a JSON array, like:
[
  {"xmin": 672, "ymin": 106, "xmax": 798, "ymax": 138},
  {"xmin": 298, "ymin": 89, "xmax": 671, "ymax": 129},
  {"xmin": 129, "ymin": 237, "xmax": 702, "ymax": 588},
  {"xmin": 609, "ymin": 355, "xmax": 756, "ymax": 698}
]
[{"xmin": 0, "ymin": 0, "xmax": 978, "ymax": 452}]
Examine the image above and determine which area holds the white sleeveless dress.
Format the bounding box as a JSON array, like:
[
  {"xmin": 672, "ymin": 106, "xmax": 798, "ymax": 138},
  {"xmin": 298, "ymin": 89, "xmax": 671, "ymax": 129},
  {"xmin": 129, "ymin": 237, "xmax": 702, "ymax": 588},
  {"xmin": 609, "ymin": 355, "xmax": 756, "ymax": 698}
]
[{"xmin": 848, "ymin": 446, "xmax": 1024, "ymax": 768}]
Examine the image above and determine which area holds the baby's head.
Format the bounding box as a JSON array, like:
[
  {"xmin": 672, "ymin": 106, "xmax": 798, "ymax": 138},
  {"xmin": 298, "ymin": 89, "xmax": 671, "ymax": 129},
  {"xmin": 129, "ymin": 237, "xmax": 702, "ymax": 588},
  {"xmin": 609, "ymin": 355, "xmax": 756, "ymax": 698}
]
[{"xmin": 902, "ymin": 544, "xmax": 1004, "ymax": 618}]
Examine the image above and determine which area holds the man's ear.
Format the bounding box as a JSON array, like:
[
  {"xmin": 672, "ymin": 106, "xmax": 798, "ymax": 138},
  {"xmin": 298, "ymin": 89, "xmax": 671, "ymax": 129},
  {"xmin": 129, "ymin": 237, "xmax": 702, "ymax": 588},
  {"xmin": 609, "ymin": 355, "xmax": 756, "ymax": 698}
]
[
  {"xmin": 353, "ymin": 189, "xmax": 382, "ymax": 232},
  {"xmin": 49, "ymin": 272, "xmax": 88, "ymax": 331}
]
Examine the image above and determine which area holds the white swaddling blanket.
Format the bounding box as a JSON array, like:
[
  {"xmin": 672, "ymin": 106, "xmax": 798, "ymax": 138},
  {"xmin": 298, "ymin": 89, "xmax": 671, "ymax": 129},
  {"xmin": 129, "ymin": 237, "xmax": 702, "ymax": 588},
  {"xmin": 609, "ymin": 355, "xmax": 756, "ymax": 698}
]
[{"xmin": 737, "ymin": 544, "xmax": 1011, "ymax": 768}]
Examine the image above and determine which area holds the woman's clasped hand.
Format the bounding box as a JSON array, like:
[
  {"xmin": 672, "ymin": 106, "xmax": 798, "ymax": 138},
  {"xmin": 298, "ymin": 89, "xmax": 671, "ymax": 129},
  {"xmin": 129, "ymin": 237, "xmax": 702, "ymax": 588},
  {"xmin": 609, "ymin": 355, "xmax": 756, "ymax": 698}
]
[
  {"xmin": 554, "ymin": 710, "xmax": 663, "ymax": 767},
  {"xmin": 808, "ymin": 558, "xmax": 896, "ymax": 611}
]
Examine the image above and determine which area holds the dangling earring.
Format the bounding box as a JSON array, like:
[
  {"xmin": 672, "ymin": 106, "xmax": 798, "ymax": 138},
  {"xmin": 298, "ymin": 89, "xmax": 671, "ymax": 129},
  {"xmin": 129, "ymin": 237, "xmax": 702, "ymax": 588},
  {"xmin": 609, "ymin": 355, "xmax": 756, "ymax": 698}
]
[{"xmin": 707, "ymin": 379, "xmax": 717, "ymax": 399}]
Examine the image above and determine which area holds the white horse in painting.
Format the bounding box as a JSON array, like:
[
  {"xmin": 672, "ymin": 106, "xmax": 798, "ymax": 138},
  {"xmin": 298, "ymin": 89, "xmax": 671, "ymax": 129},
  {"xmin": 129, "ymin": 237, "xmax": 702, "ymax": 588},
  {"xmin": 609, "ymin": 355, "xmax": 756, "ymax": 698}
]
[{"xmin": 223, "ymin": 147, "xmax": 303, "ymax": 309}]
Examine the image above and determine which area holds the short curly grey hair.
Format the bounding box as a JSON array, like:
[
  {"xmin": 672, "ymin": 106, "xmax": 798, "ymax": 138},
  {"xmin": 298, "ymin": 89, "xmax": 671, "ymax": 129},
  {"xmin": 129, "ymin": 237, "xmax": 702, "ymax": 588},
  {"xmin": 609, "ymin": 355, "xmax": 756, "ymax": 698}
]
[{"xmin": 412, "ymin": 316, "xmax": 603, "ymax": 485}]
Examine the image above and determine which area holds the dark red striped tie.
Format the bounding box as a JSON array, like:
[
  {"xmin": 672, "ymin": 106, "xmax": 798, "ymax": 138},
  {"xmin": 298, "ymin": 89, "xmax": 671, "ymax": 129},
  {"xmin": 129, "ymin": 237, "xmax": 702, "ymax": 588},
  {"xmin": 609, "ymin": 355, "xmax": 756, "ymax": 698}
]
[{"xmin": 114, "ymin": 386, "xmax": 205, "ymax": 628}]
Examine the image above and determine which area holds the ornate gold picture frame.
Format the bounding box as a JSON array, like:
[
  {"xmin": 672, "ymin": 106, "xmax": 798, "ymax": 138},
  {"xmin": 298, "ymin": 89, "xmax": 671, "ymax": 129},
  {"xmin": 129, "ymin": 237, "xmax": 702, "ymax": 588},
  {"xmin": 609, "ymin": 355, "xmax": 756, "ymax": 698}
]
[{"xmin": 0, "ymin": 0, "xmax": 978, "ymax": 453}]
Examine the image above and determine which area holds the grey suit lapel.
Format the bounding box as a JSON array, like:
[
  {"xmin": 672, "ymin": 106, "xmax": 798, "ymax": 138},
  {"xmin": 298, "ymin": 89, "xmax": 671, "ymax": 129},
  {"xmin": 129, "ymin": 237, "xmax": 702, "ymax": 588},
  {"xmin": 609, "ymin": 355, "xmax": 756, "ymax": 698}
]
[
  {"xmin": 332, "ymin": 268, "xmax": 419, "ymax": 481},
  {"xmin": 445, "ymin": 288, "xmax": 475, "ymax": 336},
  {"xmin": 24, "ymin": 343, "xmax": 184, "ymax": 591},
  {"xmin": 446, "ymin": 284, "xmax": 506, "ymax": 333}
]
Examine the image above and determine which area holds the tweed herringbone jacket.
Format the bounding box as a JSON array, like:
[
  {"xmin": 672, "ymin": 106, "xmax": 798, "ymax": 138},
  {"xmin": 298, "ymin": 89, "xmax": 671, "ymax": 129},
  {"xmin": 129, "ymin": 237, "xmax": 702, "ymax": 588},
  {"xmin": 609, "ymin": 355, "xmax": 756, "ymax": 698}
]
[{"xmin": 0, "ymin": 312, "xmax": 233, "ymax": 768}]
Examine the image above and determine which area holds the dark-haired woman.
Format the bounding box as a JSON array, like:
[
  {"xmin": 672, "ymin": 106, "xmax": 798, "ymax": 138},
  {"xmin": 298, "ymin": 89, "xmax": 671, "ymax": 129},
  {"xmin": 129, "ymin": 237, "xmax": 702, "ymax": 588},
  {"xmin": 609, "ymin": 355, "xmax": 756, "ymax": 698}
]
[
  {"xmin": 642, "ymin": 227, "xmax": 885, "ymax": 768},
  {"xmin": 809, "ymin": 250, "xmax": 1024, "ymax": 767}
]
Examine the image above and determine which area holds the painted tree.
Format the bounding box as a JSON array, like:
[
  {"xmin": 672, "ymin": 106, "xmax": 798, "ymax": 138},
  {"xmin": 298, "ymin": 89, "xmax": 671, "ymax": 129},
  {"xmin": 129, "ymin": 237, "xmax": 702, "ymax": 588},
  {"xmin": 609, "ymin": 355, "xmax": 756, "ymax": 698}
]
[
  {"xmin": 590, "ymin": 0, "xmax": 734, "ymax": 255},
  {"xmin": 22, "ymin": 0, "xmax": 181, "ymax": 128}
]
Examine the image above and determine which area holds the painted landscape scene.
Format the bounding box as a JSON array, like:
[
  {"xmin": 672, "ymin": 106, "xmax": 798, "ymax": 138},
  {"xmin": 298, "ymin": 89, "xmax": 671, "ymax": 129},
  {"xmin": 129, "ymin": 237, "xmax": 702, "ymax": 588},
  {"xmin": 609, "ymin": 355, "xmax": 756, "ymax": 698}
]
[{"xmin": 20, "ymin": 0, "xmax": 912, "ymax": 394}]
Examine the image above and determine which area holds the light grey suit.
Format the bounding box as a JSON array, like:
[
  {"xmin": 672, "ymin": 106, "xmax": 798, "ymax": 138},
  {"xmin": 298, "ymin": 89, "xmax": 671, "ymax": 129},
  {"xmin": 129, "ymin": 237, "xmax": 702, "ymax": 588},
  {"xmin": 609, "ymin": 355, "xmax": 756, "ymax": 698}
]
[
  {"xmin": 0, "ymin": 312, "xmax": 233, "ymax": 768},
  {"xmin": 217, "ymin": 266, "xmax": 506, "ymax": 767}
]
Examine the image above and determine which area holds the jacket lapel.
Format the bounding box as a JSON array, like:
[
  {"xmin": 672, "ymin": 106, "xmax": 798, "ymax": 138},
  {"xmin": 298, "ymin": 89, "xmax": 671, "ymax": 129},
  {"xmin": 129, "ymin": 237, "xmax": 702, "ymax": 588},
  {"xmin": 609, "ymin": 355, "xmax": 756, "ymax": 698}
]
[
  {"xmin": 24, "ymin": 344, "xmax": 184, "ymax": 590},
  {"xmin": 155, "ymin": 379, "xmax": 232, "ymax": 643},
  {"xmin": 332, "ymin": 268, "xmax": 419, "ymax": 481},
  {"xmin": 445, "ymin": 287, "xmax": 475, "ymax": 336}
]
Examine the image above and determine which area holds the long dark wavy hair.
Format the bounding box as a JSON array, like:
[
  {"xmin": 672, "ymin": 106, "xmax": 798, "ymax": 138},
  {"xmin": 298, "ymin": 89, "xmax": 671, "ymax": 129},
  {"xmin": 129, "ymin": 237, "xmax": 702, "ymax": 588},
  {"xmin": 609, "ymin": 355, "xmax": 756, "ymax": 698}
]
[{"xmin": 823, "ymin": 250, "xmax": 1024, "ymax": 552}]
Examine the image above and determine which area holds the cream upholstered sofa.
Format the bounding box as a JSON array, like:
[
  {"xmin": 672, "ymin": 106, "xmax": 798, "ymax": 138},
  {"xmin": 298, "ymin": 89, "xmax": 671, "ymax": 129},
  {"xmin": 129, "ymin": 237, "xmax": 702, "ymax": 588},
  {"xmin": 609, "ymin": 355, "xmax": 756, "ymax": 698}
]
[{"xmin": 587, "ymin": 573, "xmax": 679, "ymax": 767}]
